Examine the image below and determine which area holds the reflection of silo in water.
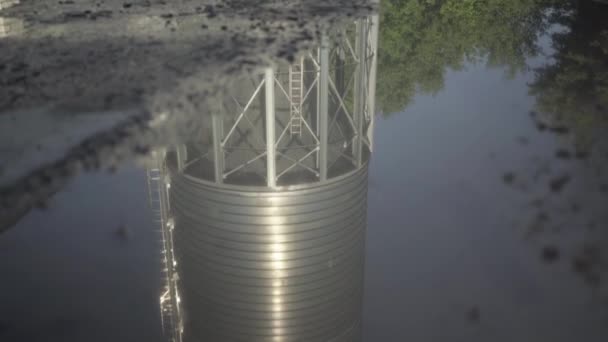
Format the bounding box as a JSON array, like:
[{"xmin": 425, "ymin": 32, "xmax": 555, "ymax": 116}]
[
  {"xmin": 152, "ymin": 16, "xmax": 379, "ymax": 342},
  {"xmin": 172, "ymin": 167, "xmax": 368, "ymax": 341}
]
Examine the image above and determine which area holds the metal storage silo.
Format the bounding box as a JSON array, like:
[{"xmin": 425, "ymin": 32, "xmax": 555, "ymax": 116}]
[{"xmin": 151, "ymin": 15, "xmax": 379, "ymax": 342}]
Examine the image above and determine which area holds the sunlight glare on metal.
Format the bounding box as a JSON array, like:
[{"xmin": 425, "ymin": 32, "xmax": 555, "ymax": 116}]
[
  {"xmin": 271, "ymin": 252, "xmax": 284, "ymax": 261},
  {"xmin": 268, "ymin": 215, "xmax": 286, "ymax": 225},
  {"xmin": 271, "ymin": 243, "xmax": 285, "ymax": 252},
  {"xmin": 268, "ymin": 196, "xmax": 282, "ymax": 204}
]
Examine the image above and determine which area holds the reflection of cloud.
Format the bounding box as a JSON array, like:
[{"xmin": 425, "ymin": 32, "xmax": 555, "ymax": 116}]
[
  {"xmin": 0, "ymin": 0, "xmax": 23, "ymax": 37},
  {"xmin": 0, "ymin": 17, "xmax": 24, "ymax": 38},
  {"xmin": 0, "ymin": 0, "xmax": 19, "ymax": 10}
]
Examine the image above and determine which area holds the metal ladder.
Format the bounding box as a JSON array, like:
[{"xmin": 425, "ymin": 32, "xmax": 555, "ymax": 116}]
[
  {"xmin": 146, "ymin": 167, "xmax": 163, "ymax": 225},
  {"xmin": 146, "ymin": 162, "xmax": 182, "ymax": 342},
  {"xmin": 289, "ymin": 58, "xmax": 304, "ymax": 137},
  {"xmin": 146, "ymin": 167, "xmax": 172, "ymax": 332}
]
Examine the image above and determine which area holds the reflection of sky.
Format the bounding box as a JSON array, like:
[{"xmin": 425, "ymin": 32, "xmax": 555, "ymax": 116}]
[
  {"xmin": 364, "ymin": 61, "xmax": 607, "ymax": 341},
  {"xmin": 0, "ymin": 165, "xmax": 164, "ymax": 342}
]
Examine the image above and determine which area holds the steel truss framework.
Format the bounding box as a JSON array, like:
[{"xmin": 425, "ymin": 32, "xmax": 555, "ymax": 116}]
[{"xmin": 177, "ymin": 16, "xmax": 379, "ymax": 188}]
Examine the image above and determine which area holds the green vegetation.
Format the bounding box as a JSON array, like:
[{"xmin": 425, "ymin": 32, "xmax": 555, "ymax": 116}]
[{"xmin": 377, "ymin": 0, "xmax": 553, "ymax": 114}]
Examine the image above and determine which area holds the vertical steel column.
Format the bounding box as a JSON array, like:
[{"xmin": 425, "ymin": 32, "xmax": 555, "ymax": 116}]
[
  {"xmin": 212, "ymin": 114, "xmax": 224, "ymax": 183},
  {"xmin": 367, "ymin": 15, "xmax": 379, "ymax": 152},
  {"xmin": 316, "ymin": 48, "xmax": 321, "ymax": 169},
  {"xmin": 175, "ymin": 144, "xmax": 187, "ymax": 172},
  {"xmin": 264, "ymin": 68, "xmax": 277, "ymax": 188},
  {"xmin": 353, "ymin": 19, "xmax": 367, "ymax": 167},
  {"xmin": 319, "ymin": 36, "xmax": 330, "ymax": 181}
]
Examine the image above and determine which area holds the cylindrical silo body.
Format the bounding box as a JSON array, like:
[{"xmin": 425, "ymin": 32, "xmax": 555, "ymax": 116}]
[{"xmin": 170, "ymin": 166, "xmax": 367, "ymax": 342}]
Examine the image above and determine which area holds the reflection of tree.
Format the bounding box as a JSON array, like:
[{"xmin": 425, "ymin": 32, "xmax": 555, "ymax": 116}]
[
  {"xmin": 377, "ymin": 0, "xmax": 608, "ymax": 144},
  {"xmin": 377, "ymin": 0, "xmax": 551, "ymax": 114},
  {"xmin": 529, "ymin": 1, "xmax": 608, "ymax": 149}
]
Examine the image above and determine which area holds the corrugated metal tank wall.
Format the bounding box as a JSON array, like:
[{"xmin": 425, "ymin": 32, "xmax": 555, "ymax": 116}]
[{"xmin": 170, "ymin": 166, "xmax": 368, "ymax": 342}]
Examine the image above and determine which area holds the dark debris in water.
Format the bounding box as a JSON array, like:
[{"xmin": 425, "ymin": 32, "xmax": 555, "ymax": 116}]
[
  {"xmin": 536, "ymin": 122, "xmax": 547, "ymax": 132},
  {"xmin": 533, "ymin": 119, "xmax": 570, "ymax": 135},
  {"xmin": 549, "ymin": 175, "xmax": 571, "ymax": 193},
  {"xmin": 502, "ymin": 172, "xmax": 516, "ymax": 185},
  {"xmin": 64, "ymin": 9, "xmax": 114, "ymax": 20},
  {"xmin": 525, "ymin": 211, "xmax": 550, "ymax": 238},
  {"xmin": 541, "ymin": 245, "xmax": 560, "ymax": 263},
  {"xmin": 466, "ymin": 306, "xmax": 480, "ymax": 323},
  {"xmin": 115, "ymin": 224, "xmax": 130, "ymax": 240},
  {"xmin": 575, "ymin": 150, "xmax": 589, "ymax": 160},
  {"xmin": 573, "ymin": 256, "xmax": 592, "ymax": 274},
  {"xmin": 572, "ymin": 244, "xmax": 604, "ymax": 288},
  {"xmin": 537, "ymin": 211, "xmax": 549, "ymax": 222},
  {"xmin": 555, "ymin": 149, "xmax": 571, "ymax": 160},
  {"xmin": 548, "ymin": 126, "xmax": 570, "ymax": 135}
]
